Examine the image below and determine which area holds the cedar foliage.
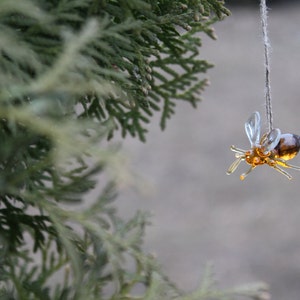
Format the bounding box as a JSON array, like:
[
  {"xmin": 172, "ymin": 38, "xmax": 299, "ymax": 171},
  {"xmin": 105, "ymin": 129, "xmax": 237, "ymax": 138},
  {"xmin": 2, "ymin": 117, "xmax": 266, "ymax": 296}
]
[{"xmin": 0, "ymin": 1, "xmax": 269, "ymax": 299}]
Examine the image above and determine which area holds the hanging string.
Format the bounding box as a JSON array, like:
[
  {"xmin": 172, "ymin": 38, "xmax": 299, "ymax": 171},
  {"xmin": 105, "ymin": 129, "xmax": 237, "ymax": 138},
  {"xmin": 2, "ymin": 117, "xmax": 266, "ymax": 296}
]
[{"xmin": 260, "ymin": 0, "xmax": 273, "ymax": 132}]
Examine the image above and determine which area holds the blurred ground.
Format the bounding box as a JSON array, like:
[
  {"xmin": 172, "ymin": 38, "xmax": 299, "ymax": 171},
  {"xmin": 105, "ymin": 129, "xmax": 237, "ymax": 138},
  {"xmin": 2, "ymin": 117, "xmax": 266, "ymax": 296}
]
[{"xmin": 116, "ymin": 3, "xmax": 300, "ymax": 299}]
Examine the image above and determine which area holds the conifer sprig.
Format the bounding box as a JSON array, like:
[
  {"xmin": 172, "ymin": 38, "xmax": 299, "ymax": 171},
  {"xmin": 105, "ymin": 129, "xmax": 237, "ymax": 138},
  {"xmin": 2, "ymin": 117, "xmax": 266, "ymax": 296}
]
[{"xmin": 0, "ymin": 1, "xmax": 269, "ymax": 299}]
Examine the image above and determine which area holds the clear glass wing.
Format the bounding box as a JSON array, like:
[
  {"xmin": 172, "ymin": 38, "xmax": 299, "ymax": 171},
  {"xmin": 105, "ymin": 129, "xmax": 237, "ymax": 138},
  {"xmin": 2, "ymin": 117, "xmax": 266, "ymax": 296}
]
[
  {"xmin": 245, "ymin": 111, "xmax": 261, "ymax": 147},
  {"xmin": 261, "ymin": 128, "xmax": 281, "ymax": 153}
]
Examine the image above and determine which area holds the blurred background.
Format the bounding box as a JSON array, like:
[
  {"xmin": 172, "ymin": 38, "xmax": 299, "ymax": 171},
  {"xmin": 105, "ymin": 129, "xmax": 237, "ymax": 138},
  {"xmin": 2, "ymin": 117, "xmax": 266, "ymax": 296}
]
[
  {"xmin": 227, "ymin": 0, "xmax": 297, "ymax": 5},
  {"xmin": 116, "ymin": 2, "xmax": 300, "ymax": 299}
]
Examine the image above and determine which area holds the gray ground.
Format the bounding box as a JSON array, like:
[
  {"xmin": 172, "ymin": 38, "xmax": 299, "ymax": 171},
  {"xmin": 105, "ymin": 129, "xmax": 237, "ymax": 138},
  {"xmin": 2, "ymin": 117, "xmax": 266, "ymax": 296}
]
[{"xmin": 116, "ymin": 4, "xmax": 300, "ymax": 299}]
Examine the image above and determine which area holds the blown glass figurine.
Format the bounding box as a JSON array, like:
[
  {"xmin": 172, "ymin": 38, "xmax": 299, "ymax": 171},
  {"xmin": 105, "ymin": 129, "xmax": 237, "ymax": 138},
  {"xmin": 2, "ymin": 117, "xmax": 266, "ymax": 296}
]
[{"xmin": 227, "ymin": 111, "xmax": 300, "ymax": 180}]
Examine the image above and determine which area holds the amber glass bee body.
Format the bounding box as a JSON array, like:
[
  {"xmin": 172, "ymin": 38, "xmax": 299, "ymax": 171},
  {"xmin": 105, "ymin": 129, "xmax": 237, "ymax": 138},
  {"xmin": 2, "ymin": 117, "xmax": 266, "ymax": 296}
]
[
  {"xmin": 227, "ymin": 112, "xmax": 300, "ymax": 180},
  {"xmin": 274, "ymin": 134, "xmax": 300, "ymax": 161}
]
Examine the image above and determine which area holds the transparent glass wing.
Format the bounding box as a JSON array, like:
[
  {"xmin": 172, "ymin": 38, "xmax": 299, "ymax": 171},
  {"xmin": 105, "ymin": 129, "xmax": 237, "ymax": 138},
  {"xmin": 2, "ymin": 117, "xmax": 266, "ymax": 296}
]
[
  {"xmin": 261, "ymin": 128, "xmax": 281, "ymax": 153},
  {"xmin": 245, "ymin": 111, "xmax": 261, "ymax": 147}
]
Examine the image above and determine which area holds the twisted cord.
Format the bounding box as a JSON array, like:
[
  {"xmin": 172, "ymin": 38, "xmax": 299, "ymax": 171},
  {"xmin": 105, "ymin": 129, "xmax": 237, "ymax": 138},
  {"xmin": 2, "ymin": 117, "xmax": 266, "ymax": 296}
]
[{"xmin": 260, "ymin": 0, "xmax": 273, "ymax": 132}]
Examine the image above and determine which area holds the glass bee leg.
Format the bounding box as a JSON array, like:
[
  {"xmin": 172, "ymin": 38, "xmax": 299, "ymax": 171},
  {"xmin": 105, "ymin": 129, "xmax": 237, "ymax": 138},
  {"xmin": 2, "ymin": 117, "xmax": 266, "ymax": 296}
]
[
  {"xmin": 275, "ymin": 159, "xmax": 300, "ymax": 171},
  {"xmin": 230, "ymin": 145, "xmax": 246, "ymax": 154},
  {"xmin": 271, "ymin": 164, "xmax": 293, "ymax": 180},
  {"xmin": 227, "ymin": 157, "xmax": 244, "ymax": 175},
  {"xmin": 240, "ymin": 165, "xmax": 256, "ymax": 181},
  {"xmin": 285, "ymin": 163, "xmax": 300, "ymax": 171}
]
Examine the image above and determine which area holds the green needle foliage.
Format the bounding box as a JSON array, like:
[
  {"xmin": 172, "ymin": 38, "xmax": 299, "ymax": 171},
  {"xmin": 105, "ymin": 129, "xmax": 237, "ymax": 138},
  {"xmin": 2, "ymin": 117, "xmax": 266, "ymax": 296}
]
[{"xmin": 0, "ymin": 0, "xmax": 269, "ymax": 299}]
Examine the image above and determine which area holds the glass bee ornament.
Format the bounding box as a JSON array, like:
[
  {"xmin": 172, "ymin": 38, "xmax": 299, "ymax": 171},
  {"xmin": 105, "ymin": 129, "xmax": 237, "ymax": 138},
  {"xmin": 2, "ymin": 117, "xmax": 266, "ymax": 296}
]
[{"xmin": 227, "ymin": 111, "xmax": 300, "ymax": 180}]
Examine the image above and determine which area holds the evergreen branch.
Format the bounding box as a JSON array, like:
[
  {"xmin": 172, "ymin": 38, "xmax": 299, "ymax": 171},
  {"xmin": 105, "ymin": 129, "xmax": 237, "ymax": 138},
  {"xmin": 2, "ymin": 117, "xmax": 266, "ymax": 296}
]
[
  {"xmin": 0, "ymin": 0, "xmax": 49, "ymax": 20},
  {"xmin": 0, "ymin": 0, "xmax": 229, "ymax": 141},
  {"xmin": 0, "ymin": 2, "xmax": 267, "ymax": 300},
  {"xmin": 29, "ymin": 19, "xmax": 99, "ymax": 93}
]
